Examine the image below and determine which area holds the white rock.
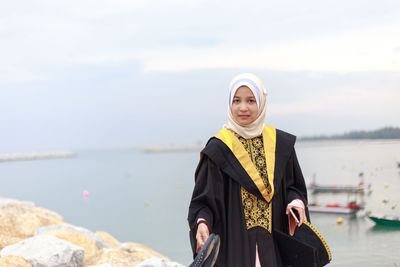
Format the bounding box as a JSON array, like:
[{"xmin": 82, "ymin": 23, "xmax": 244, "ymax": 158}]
[
  {"xmin": 137, "ymin": 257, "xmax": 185, "ymax": 267},
  {"xmin": 0, "ymin": 235, "xmax": 84, "ymax": 267},
  {"xmin": 0, "ymin": 197, "xmax": 35, "ymax": 208},
  {"xmin": 87, "ymin": 265, "xmax": 113, "ymax": 267},
  {"xmin": 35, "ymin": 223, "xmax": 110, "ymax": 249}
]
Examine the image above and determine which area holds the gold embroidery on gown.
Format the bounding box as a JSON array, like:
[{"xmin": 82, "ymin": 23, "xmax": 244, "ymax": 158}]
[{"xmin": 236, "ymin": 134, "xmax": 272, "ymax": 233}]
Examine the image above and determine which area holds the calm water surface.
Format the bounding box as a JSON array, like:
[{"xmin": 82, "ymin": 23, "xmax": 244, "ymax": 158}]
[{"xmin": 1, "ymin": 140, "xmax": 400, "ymax": 266}]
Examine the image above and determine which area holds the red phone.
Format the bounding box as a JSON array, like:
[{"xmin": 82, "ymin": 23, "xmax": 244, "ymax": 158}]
[{"xmin": 289, "ymin": 208, "xmax": 299, "ymax": 223}]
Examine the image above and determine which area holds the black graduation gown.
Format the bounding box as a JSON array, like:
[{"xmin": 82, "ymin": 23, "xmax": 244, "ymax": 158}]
[{"xmin": 188, "ymin": 129, "xmax": 309, "ymax": 267}]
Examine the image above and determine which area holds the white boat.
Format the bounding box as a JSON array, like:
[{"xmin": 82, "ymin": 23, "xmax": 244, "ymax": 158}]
[
  {"xmin": 309, "ymin": 182, "xmax": 371, "ymax": 193},
  {"xmin": 308, "ymin": 202, "xmax": 362, "ymax": 215}
]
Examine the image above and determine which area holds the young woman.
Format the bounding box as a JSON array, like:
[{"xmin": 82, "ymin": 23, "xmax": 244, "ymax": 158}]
[{"xmin": 188, "ymin": 73, "xmax": 309, "ymax": 267}]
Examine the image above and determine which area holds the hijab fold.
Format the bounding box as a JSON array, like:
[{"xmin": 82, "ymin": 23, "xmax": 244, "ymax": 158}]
[{"xmin": 223, "ymin": 73, "xmax": 267, "ymax": 139}]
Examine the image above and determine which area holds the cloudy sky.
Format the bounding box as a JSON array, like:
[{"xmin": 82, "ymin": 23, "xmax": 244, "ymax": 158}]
[{"xmin": 1, "ymin": 0, "xmax": 399, "ymax": 152}]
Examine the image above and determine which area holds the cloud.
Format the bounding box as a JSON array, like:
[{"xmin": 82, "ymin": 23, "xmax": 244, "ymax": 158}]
[
  {"xmin": 0, "ymin": 66, "xmax": 44, "ymax": 82},
  {"xmin": 270, "ymin": 85, "xmax": 400, "ymax": 116},
  {"xmin": 1, "ymin": 1, "xmax": 400, "ymax": 150},
  {"xmin": 139, "ymin": 22, "xmax": 400, "ymax": 73},
  {"xmin": 1, "ymin": 0, "xmax": 399, "ymax": 78}
]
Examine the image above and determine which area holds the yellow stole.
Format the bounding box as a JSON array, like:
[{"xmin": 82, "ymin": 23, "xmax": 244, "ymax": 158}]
[{"xmin": 214, "ymin": 125, "xmax": 276, "ymax": 202}]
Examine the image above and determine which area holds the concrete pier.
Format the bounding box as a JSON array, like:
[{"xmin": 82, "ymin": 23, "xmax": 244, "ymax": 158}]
[{"xmin": 0, "ymin": 151, "xmax": 76, "ymax": 162}]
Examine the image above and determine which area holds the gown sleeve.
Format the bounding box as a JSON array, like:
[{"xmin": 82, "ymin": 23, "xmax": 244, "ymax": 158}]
[
  {"xmin": 285, "ymin": 148, "xmax": 308, "ymax": 207},
  {"xmin": 187, "ymin": 155, "xmax": 225, "ymax": 255}
]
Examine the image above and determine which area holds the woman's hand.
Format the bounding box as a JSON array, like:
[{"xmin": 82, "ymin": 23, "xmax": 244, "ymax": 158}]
[
  {"xmin": 196, "ymin": 222, "xmax": 210, "ymax": 253},
  {"xmin": 286, "ymin": 205, "xmax": 306, "ymax": 226}
]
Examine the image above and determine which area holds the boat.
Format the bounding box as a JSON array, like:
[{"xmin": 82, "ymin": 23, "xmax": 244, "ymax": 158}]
[
  {"xmin": 309, "ymin": 172, "xmax": 371, "ymax": 194},
  {"xmin": 308, "ymin": 202, "xmax": 362, "ymax": 215},
  {"xmin": 368, "ymin": 214, "xmax": 400, "ymax": 227},
  {"xmin": 309, "ymin": 182, "xmax": 371, "ymax": 194}
]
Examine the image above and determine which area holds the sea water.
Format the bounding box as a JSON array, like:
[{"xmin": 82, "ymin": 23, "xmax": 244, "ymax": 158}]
[{"xmin": 1, "ymin": 140, "xmax": 400, "ymax": 266}]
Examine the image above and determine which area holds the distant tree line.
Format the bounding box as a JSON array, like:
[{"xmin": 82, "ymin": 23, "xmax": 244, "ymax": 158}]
[{"xmin": 300, "ymin": 127, "xmax": 400, "ymax": 141}]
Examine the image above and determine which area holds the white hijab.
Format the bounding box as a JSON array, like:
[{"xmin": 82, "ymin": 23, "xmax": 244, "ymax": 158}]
[{"xmin": 223, "ymin": 73, "xmax": 268, "ymax": 139}]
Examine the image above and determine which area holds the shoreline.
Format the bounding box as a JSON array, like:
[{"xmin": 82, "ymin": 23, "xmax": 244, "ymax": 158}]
[{"xmin": 0, "ymin": 197, "xmax": 184, "ymax": 267}]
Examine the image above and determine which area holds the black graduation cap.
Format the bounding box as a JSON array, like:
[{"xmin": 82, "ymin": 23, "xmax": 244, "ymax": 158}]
[
  {"xmin": 189, "ymin": 233, "xmax": 221, "ymax": 267},
  {"xmin": 274, "ymin": 220, "xmax": 332, "ymax": 267}
]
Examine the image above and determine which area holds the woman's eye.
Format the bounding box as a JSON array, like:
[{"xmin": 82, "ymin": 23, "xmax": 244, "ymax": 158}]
[
  {"xmin": 248, "ymin": 99, "xmax": 256, "ymax": 103},
  {"xmin": 233, "ymin": 99, "xmax": 240, "ymax": 103}
]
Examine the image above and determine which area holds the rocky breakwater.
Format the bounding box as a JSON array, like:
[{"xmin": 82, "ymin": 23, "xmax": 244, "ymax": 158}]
[{"xmin": 0, "ymin": 197, "xmax": 184, "ymax": 267}]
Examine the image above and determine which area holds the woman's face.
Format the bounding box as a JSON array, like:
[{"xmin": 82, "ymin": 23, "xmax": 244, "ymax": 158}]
[{"xmin": 231, "ymin": 86, "xmax": 258, "ymax": 126}]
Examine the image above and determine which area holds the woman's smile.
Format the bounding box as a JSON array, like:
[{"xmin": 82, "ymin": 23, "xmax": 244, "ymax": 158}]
[{"xmin": 231, "ymin": 86, "xmax": 258, "ymax": 126}]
